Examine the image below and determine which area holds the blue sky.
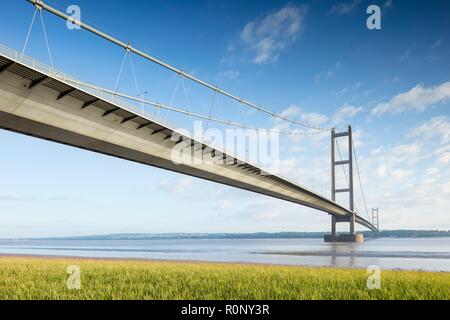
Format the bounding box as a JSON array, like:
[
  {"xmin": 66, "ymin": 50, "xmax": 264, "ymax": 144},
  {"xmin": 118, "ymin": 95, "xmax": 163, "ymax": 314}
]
[{"xmin": 0, "ymin": 0, "xmax": 449, "ymax": 237}]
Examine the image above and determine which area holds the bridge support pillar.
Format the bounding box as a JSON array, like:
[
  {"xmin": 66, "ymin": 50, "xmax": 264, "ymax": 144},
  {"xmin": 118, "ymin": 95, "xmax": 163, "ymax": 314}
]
[
  {"xmin": 331, "ymin": 215, "xmax": 336, "ymax": 237},
  {"xmin": 325, "ymin": 233, "xmax": 363, "ymax": 243},
  {"xmin": 350, "ymin": 213, "xmax": 355, "ymax": 235},
  {"xmin": 325, "ymin": 215, "xmax": 364, "ymax": 242},
  {"xmin": 325, "ymin": 126, "xmax": 363, "ymax": 243}
]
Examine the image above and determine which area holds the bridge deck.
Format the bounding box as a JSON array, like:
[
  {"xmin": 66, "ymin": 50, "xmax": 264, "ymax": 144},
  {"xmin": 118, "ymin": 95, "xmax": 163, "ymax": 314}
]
[{"xmin": 0, "ymin": 44, "xmax": 376, "ymax": 232}]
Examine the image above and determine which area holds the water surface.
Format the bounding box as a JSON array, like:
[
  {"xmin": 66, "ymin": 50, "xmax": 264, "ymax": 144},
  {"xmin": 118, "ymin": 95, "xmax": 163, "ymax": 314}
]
[{"xmin": 0, "ymin": 237, "xmax": 449, "ymax": 272}]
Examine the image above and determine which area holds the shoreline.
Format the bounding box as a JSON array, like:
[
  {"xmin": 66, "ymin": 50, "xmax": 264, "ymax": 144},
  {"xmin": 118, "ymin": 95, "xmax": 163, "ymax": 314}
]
[{"xmin": 1, "ymin": 253, "xmax": 448, "ymax": 273}]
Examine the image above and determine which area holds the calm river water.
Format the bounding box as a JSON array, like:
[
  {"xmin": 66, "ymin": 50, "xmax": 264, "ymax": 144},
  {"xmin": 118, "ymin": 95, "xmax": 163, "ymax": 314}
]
[{"xmin": 0, "ymin": 237, "xmax": 449, "ymax": 272}]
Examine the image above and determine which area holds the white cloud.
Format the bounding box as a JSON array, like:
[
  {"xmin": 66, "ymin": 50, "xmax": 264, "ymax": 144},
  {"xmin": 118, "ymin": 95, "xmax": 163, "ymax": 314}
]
[
  {"xmin": 329, "ymin": 0, "xmax": 361, "ymax": 15},
  {"xmin": 238, "ymin": 4, "xmax": 308, "ymax": 64},
  {"xmin": 353, "ymin": 115, "xmax": 450, "ymax": 229},
  {"xmin": 335, "ymin": 81, "xmax": 362, "ymax": 96},
  {"xmin": 371, "ymin": 82, "xmax": 450, "ymax": 116},
  {"xmin": 434, "ymin": 144, "xmax": 450, "ymax": 165},
  {"xmin": 280, "ymin": 105, "xmax": 302, "ymax": 118},
  {"xmin": 400, "ymin": 49, "xmax": 411, "ymax": 61},
  {"xmin": 383, "ymin": 0, "xmax": 393, "ymax": 9},
  {"xmin": 376, "ymin": 165, "xmax": 387, "ymax": 178},
  {"xmin": 430, "ymin": 39, "xmax": 443, "ymax": 50},
  {"xmin": 442, "ymin": 181, "xmax": 450, "ymax": 194},
  {"xmin": 216, "ymin": 69, "xmax": 240, "ymax": 81},
  {"xmin": 391, "ymin": 169, "xmax": 414, "ymax": 181},
  {"xmin": 425, "ymin": 167, "xmax": 439, "ymax": 176},
  {"xmin": 300, "ymin": 112, "xmax": 328, "ymax": 126},
  {"xmin": 437, "ymin": 152, "xmax": 450, "ymax": 164},
  {"xmin": 391, "ymin": 143, "xmax": 422, "ymax": 157},
  {"xmin": 314, "ymin": 61, "xmax": 341, "ymax": 83},
  {"xmin": 409, "ymin": 116, "xmax": 450, "ymax": 144},
  {"xmin": 218, "ymin": 199, "xmax": 233, "ymax": 210},
  {"xmin": 314, "ymin": 71, "xmax": 334, "ymax": 83},
  {"xmin": 277, "ymin": 103, "xmax": 362, "ymax": 129},
  {"xmin": 159, "ymin": 177, "xmax": 193, "ymax": 194},
  {"xmin": 276, "ymin": 103, "xmax": 364, "ymax": 136},
  {"xmin": 276, "ymin": 105, "xmax": 329, "ymax": 132},
  {"xmin": 333, "ymin": 104, "xmax": 363, "ymax": 124}
]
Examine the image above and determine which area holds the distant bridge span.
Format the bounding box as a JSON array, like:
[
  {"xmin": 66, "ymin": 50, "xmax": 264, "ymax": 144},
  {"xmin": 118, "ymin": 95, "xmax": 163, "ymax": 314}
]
[{"xmin": 0, "ymin": 45, "xmax": 377, "ymax": 232}]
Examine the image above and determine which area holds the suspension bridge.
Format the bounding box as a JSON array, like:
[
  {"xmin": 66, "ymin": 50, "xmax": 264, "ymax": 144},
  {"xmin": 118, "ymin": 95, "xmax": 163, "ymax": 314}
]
[{"xmin": 0, "ymin": 0, "xmax": 378, "ymax": 241}]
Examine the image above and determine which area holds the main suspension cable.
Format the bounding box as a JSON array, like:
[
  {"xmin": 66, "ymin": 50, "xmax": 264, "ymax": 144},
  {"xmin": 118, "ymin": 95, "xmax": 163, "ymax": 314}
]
[{"xmin": 25, "ymin": 0, "xmax": 332, "ymax": 132}]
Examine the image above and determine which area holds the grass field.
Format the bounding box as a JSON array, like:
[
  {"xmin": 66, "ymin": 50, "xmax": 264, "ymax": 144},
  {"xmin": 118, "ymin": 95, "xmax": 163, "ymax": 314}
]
[{"xmin": 0, "ymin": 256, "xmax": 448, "ymax": 300}]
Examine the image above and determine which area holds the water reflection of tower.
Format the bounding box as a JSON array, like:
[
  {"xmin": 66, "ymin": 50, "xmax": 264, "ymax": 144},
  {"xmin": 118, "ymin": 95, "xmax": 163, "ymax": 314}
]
[{"xmin": 330, "ymin": 243, "xmax": 338, "ymax": 266}]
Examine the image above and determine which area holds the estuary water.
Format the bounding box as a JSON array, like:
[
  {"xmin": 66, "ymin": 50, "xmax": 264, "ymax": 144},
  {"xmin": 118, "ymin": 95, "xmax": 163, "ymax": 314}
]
[{"xmin": 0, "ymin": 237, "xmax": 449, "ymax": 272}]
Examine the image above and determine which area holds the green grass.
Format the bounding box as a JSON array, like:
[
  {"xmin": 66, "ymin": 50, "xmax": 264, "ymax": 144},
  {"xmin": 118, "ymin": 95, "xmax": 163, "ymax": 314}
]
[{"xmin": 0, "ymin": 256, "xmax": 448, "ymax": 300}]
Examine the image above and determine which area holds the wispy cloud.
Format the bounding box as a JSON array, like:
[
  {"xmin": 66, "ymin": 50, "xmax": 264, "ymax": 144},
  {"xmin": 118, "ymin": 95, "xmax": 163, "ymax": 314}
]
[
  {"xmin": 215, "ymin": 69, "xmax": 240, "ymax": 81},
  {"xmin": 371, "ymin": 82, "xmax": 450, "ymax": 116},
  {"xmin": 277, "ymin": 102, "xmax": 362, "ymax": 129},
  {"xmin": 429, "ymin": 39, "xmax": 443, "ymax": 50},
  {"xmin": 409, "ymin": 116, "xmax": 450, "ymax": 145},
  {"xmin": 383, "ymin": 0, "xmax": 393, "ymax": 9},
  {"xmin": 400, "ymin": 48, "xmax": 411, "ymax": 60},
  {"xmin": 229, "ymin": 4, "xmax": 308, "ymax": 65},
  {"xmin": 218, "ymin": 199, "xmax": 233, "ymax": 210},
  {"xmin": 333, "ymin": 103, "xmax": 364, "ymax": 124},
  {"xmin": 335, "ymin": 81, "xmax": 362, "ymax": 96},
  {"xmin": 278, "ymin": 105, "xmax": 328, "ymax": 127},
  {"xmin": 159, "ymin": 177, "xmax": 194, "ymax": 194},
  {"xmin": 329, "ymin": 0, "xmax": 361, "ymax": 15},
  {"xmin": 280, "ymin": 104, "xmax": 302, "ymax": 118},
  {"xmin": 314, "ymin": 61, "xmax": 341, "ymax": 83}
]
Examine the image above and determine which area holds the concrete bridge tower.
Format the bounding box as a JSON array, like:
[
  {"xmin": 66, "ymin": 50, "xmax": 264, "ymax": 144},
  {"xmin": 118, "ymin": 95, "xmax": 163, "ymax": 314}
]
[{"xmin": 325, "ymin": 125, "xmax": 364, "ymax": 243}]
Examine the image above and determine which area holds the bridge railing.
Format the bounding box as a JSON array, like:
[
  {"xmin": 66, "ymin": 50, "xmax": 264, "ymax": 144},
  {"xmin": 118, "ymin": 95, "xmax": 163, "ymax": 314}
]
[{"xmin": 0, "ymin": 43, "xmax": 178, "ymax": 133}]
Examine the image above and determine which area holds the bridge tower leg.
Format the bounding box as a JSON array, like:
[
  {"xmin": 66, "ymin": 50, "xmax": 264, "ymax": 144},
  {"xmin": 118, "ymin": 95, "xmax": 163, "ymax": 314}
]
[
  {"xmin": 330, "ymin": 128, "xmax": 337, "ymax": 238},
  {"xmin": 348, "ymin": 126, "xmax": 355, "ymax": 235},
  {"xmin": 325, "ymin": 125, "xmax": 363, "ymax": 243},
  {"xmin": 372, "ymin": 208, "xmax": 380, "ymax": 238}
]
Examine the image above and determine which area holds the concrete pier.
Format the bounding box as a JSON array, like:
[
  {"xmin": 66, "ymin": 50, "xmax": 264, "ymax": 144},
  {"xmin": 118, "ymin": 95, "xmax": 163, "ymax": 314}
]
[{"xmin": 324, "ymin": 233, "xmax": 364, "ymax": 243}]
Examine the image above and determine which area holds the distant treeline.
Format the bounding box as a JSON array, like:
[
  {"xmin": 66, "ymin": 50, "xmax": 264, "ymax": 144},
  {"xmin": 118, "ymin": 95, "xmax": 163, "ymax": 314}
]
[
  {"xmin": 32, "ymin": 230, "xmax": 450, "ymax": 241},
  {"xmin": 368, "ymin": 230, "xmax": 450, "ymax": 238}
]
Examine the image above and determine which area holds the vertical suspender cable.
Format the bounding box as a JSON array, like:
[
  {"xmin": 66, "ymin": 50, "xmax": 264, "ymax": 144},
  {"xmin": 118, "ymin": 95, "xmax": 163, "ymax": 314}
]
[
  {"xmin": 39, "ymin": 9, "xmax": 54, "ymax": 68},
  {"xmin": 205, "ymin": 90, "xmax": 217, "ymax": 131},
  {"xmin": 128, "ymin": 53, "xmax": 140, "ymax": 96},
  {"xmin": 352, "ymin": 140, "xmax": 370, "ymax": 221},
  {"xmin": 22, "ymin": 8, "xmax": 38, "ymax": 58},
  {"xmin": 181, "ymin": 76, "xmax": 191, "ymax": 115},
  {"xmin": 336, "ymin": 139, "xmax": 359, "ymax": 214},
  {"xmin": 164, "ymin": 75, "xmax": 181, "ymax": 118},
  {"xmin": 114, "ymin": 50, "xmax": 128, "ymax": 93}
]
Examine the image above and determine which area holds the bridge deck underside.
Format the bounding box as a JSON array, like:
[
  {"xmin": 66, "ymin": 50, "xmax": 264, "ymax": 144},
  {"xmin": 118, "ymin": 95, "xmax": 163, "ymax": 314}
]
[{"xmin": 0, "ymin": 49, "xmax": 377, "ymax": 232}]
